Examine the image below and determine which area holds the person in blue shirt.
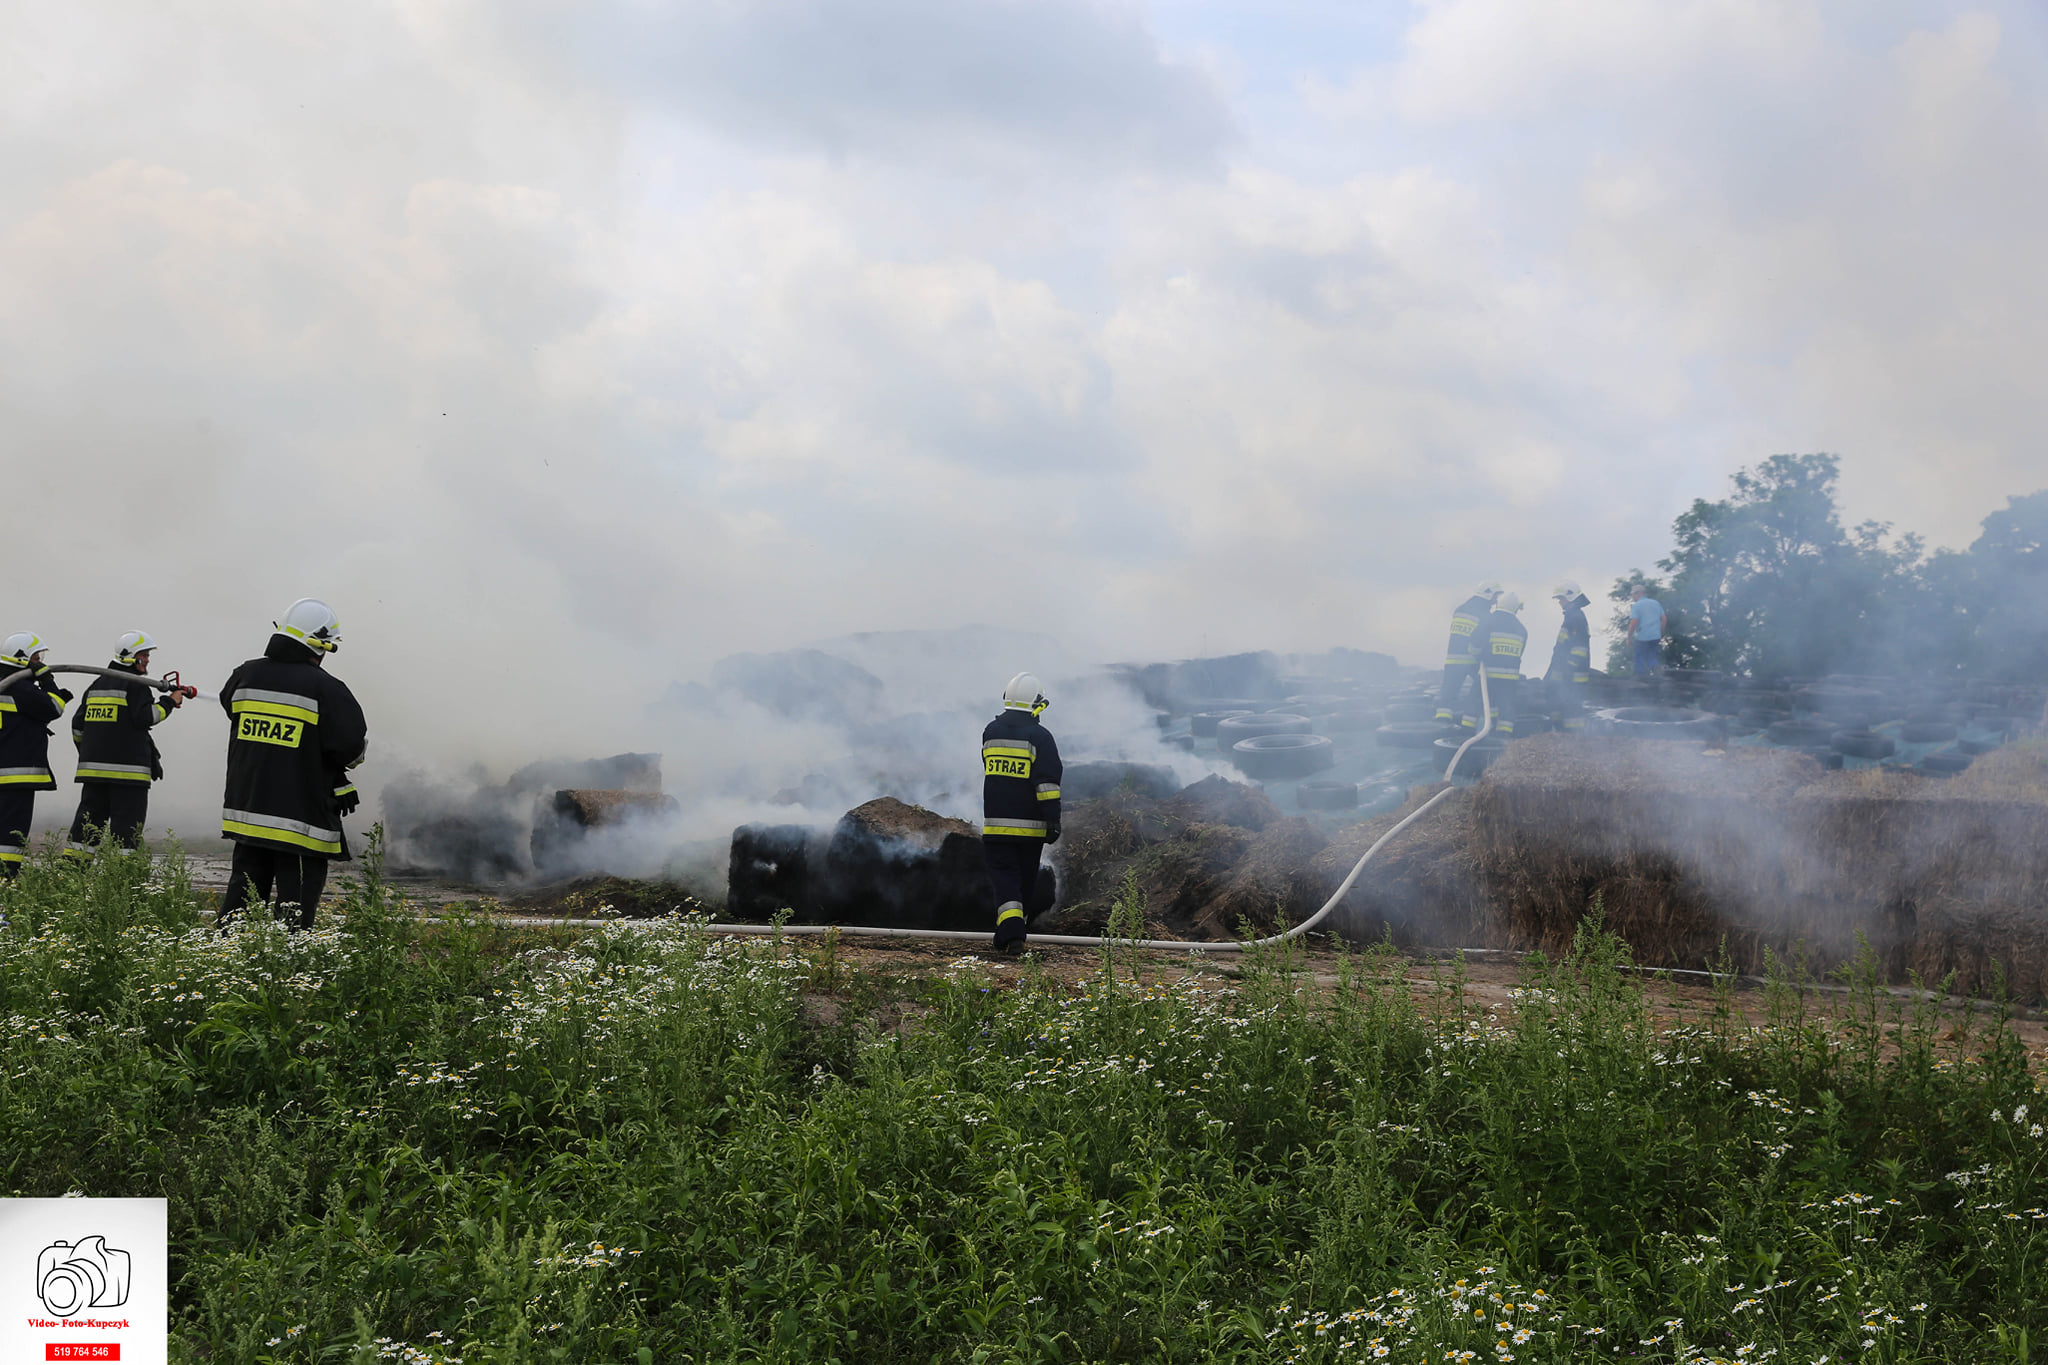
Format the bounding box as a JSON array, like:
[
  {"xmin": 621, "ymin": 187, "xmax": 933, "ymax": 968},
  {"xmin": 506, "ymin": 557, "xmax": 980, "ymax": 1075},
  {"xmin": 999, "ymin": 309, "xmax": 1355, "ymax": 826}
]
[{"xmin": 1627, "ymin": 585, "xmax": 1665, "ymax": 677}]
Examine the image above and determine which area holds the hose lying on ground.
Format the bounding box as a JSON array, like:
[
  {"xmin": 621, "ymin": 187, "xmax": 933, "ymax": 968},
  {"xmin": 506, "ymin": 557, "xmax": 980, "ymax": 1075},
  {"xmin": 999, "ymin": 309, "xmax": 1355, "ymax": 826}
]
[{"xmin": 685, "ymin": 670, "xmax": 1496, "ymax": 954}]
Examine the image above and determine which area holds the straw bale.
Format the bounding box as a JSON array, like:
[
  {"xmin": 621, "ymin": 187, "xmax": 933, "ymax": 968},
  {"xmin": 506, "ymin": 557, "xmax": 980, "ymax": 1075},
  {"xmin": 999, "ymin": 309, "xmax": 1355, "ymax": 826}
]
[
  {"xmin": 1161, "ymin": 774, "xmax": 1284, "ymax": 832},
  {"xmin": 1459, "ymin": 734, "xmax": 2048, "ymax": 997},
  {"xmin": 1785, "ymin": 768, "xmax": 2048, "ymax": 996},
  {"xmin": 1037, "ymin": 823, "xmax": 1255, "ymax": 938},
  {"xmin": 1197, "ymin": 816, "xmax": 1330, "ymax": 939},
  {"xmin": 1467, "ymin": 736, "xmax": 1825, "ymax": 965},
  {"xmin": 1308, "ymin": 783, "xmax": 1493, "ymax": 948}
]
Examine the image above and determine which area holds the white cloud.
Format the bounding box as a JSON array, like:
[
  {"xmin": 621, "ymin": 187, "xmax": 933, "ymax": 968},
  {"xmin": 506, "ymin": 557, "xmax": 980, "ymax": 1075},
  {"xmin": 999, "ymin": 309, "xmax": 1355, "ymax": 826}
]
[{"xmin": 3, "ymin": 0, "xmax": 2046, "ymax": 841}]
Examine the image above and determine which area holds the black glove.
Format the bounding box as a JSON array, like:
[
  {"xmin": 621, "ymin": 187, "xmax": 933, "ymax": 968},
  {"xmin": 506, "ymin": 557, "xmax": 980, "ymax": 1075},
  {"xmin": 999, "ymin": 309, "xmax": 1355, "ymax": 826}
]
[
  {"xmin": 55, "ymin": 687, "xmax": 73, "ymax": 704},
  {"xmin": 334, "ymin": 788, "xmax": 361, "ymax": 817},
  {"xmin": 1043, "ymin": 825, "xmax": 1060, "ymax": 846}
]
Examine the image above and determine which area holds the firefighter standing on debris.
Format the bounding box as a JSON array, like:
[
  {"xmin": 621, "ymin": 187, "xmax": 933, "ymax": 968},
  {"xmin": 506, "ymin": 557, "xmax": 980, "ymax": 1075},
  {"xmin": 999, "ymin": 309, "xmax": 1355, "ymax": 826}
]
[
  {"xmin": 1436, "ymin": 581, "xmax": 1503, "ymax": 726},
  {"xmin": 0, "ymin": 634, "xmax": 71, "ymax": 878},
  {"xmin": 1464, "ymin": 593, "xmax": 1528, "ymax": 736},
  {"xmin": 1546, "ymin": 582, "xmax": 1592, "ymax": 733},
  {"xmin": 67, "ymin": 631, "xmax": 189, "ymax": 854},
  {"xmin": 215, "ymin": 599, "xmax": 368, "ymax": 931},
  {"xmin": 980, "ymin": 672, "xmax": 1062, "ymax": 955}
]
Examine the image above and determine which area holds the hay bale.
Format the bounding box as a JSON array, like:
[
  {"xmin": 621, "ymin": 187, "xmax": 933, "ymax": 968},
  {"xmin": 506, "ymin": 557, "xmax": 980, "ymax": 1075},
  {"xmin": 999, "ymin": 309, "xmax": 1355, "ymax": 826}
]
[
  {"xmin": 1467, "ymin": 736, "xmax": 1824, "ymax": 964},
  {"xmin": 1463, "ymin": 733, "xmax": 2048, "ymax": 998},
  {"xmin": 1039, "ymin": 823, "xmax": 1254, "ymax": 938},
  {"xmin": 1784, "ymin": 768, "xmax": 2048, "ymax": 999},
  {"xmin": 1197, "ymin": 817, "xmax": 1330, "ymax": 938},
  {"xmin": 1162, "ymin": 774, "xmax": 1283, "ymax": 832},
  {"xmin": 1308, "ymin": 783, "xmax": 1493, "ymax": 948}
]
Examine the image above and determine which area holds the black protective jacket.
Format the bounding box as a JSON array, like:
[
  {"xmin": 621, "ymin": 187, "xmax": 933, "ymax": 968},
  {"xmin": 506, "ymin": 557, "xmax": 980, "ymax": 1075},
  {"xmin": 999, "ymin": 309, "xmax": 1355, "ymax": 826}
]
[
  {"xmin": 1480, "ymin": 609, "xmax": 1529, "ymax": 680},
  {"xmin": 73, "ymin": 661, "xmax": 174, "ymax": 784},
  {"xmin": 980, "ymin": 708, "xmax": 1062, "ymax": 842},
  {"xmin": 0, "ymin": 665, "xmax": 68, "ymax": 791},
  {"xmin": 1444, "ymin": 594, "xmax": 1494, "ymax": 667},
  {"xmin": 1547, "ymin": 594, "xmax": 1592, "ymax": 683},
  {"xmin": 218, "ymin": 636, "xmax": 368, "ymax": 858}
]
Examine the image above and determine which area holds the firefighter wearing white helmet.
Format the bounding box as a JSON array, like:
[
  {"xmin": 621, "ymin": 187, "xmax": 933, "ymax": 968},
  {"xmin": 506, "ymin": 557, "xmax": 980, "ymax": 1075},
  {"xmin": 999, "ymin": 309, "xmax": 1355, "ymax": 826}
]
[
  {"xmin": 67, "ymin": 630, "xmax": 191, "ymax": 856},
  {"xmin": 980, "ymin": 671, "xmax": 1062, "ymax": 954},
  {"xmin": 215, "ymin": 599, "xmax": 368, "ymax": 930},
  {"xmin": 1464, "ymin": 592, "xmax": 1528, "ymax": 736},
  {"xmin": 1545, "ymin": 580, "xmax": 1593, "ymax": 733},
  {"xmin": 0, "ymin": 633, "xmax": 72, "ymax": 878},
  {"xmin": 1436, "ymin": 580, "xmax": 1504, "ymax": 725}
]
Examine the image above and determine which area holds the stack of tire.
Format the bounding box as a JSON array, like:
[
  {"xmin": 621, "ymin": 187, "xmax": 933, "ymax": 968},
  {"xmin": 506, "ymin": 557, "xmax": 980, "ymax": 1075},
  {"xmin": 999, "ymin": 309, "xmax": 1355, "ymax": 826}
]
[{"xmin": 1217, "ymin": 712, "xmax": 1334, "ymax": 780}]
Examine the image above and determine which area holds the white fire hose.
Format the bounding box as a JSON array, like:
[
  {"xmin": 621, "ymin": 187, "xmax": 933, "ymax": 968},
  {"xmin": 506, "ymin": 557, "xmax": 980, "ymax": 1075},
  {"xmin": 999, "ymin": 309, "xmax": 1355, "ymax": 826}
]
[
  {"xmin": 685, "ymin": 669, "xmax": 1496, "ymax": 953},
  {"xmin": 0, "ymin": 664, "xmax": 201, "ymax": 697}
]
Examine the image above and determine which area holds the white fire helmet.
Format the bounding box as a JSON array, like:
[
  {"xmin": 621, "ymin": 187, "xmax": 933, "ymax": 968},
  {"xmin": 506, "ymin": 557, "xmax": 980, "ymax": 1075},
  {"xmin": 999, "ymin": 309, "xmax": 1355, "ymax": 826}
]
[
  {"xmin": 2, "ymin": 632, "xmax": 48, "ymax": 666},
  {"xmin": 116, "ymin": 630, "xmax": 158, "ymax": 666},
  {"xmin": 1551, "ymin": 579, "xmax": 1582, "ymax": 601},
  {"xmin": 1474, "ymin": 579, "xmax": 1505, "ymax": 599},
  {"xmin": 1497, "ymin": 592, "xmax": 1524, "ymax": 614},
  {"xmin": 275, "ymin": 598, "xmax": 342, "ymax": 653},
  {"xmin": 1003, "ymin": 672, "xmax": 1049, "ymax": 715}
]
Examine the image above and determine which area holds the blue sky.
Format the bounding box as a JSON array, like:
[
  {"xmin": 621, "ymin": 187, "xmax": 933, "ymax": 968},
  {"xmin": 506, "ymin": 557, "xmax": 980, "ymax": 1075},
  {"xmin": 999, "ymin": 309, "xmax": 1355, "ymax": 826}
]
[{"xmin": 5, "ymin": 0, "xmax": 2046, "ymax": 788}]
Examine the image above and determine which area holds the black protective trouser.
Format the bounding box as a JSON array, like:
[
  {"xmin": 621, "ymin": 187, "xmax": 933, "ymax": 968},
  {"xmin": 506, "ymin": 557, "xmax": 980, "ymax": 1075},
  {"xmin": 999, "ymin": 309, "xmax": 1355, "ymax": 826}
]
[
  {"xmin": 217, "ymin": 841, "xmax": 331, "ymax": 931},
  {"xmin": 983, "ymin": 837, "xmax": 1043, "ymax": 949},
  {"xmin": 0, "ymin": 787, "xmax": 34, "ymax": 878},
  {"xmin": 1436, "ymin": 661, "xmax": 1477, "ymax": 723},
  {"xmin": 1463, "ymin": 675, "xmax": 1517, "ymax": 736},
  {"xmin": 1549, "ymin": 676, "xmax": 1586, "ymax": 731},
  {"xmin": 68, "ymin": 782, "xmax": 150, "ymax": 851}
]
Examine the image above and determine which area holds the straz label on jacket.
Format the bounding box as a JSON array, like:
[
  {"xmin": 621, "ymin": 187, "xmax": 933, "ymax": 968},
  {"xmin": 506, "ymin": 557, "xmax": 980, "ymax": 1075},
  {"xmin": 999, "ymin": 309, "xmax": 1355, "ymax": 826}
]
[
  {"xmin": 984, "ymin": 753, "xmax": 1032, "ymax": 778},
  {"xmin": 237, "ymin": 714, "xmax": 304, "ymax": 748},
  {"xmin": 82, "ymin": 701, "xmax": 122, "ymax": 723}
]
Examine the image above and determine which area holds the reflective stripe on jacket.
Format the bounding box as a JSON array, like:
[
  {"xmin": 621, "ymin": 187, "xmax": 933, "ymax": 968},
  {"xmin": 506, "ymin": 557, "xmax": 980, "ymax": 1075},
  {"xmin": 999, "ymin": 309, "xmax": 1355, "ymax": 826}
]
[
  {"xmin": 1546, "ymin": 595, "xmax": 1592, "ymax": 684},
  {"xmin": 981, "ymin": 708, "xmax": 1062, "ymax": 841},
  {"xmin": 72, "ymin": 663, "xmax": 171, "ymax": 784},
  {"xmin": 0, "ymin": 670, "xmax": 66, "ymax": 790},
  {"xmin": 218, "ymin": 635, "xmax": 368, "ymax": 858},
  {"xmin": 1482, "ymin": 611, "xmax": 1528, "ymax": 680},
  {"xmin": 1444, "ymin": 594, "xmax": 1494, "ymax": 666}
]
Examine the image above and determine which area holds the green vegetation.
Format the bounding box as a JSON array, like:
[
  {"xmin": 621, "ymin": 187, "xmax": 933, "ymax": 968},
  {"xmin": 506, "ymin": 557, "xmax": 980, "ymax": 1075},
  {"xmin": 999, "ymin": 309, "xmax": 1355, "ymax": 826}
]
[
  {"xmin": 2, "ymin": 838, "xmax": 2045, "ymax": 1363},
  {"xmin": 1608, "ymin": 453, "xmax": 2048, "ymax": 681}
]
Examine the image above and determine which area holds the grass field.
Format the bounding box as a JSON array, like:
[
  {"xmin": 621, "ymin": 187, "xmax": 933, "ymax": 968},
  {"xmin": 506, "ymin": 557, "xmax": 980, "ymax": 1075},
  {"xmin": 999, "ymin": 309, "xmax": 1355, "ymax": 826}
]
[{"xmin": 2, "ymin": 837, "xmax": 2045, "ymax": 1363}]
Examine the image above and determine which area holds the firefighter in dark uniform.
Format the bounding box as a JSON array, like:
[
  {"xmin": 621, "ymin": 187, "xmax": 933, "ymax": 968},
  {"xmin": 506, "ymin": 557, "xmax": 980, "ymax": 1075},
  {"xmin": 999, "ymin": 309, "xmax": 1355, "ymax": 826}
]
[
  {"xmin": 215, "ymin": 599, "xmax": 367, "ymax": 931},
  {"xmin": 1463, "ymin": 593, "xmax": 1528, "ymax": 736},
  {"xmin": 1545, "ymin": 581, "xmax": 1592, "ymax": 733},
  {"xmin": 1436, "ymin": 581, "xmax": 1503, "ymax": 725},
  {"xmin": 981, "ymin": 671, "xmax": 1061, "ymax": 956},
  {"xmin": 67, "ymin": 631, "xmax": 189, "ymax": 854},
  {"xmin": 0, "ymin": 633, "xmax": 72, "ymax": 878}
]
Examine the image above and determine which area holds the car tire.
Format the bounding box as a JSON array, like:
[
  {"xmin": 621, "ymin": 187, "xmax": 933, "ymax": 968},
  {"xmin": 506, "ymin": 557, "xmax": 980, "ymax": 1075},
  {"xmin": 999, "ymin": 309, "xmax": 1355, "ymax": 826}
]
[
  {"xmin": 1376, "ymin": 721, "xmax": 1456, "ymax": 750},
  {"xmin": 1297, "ymin": 779, "xmax": 1359, "ymax": 810},
  {"xmin": 1900, "ymin": 722, "xmax": 1959, "ymax": 744},
  {"xmin": 1216, "ymin": 713, "xmax": 1313, "ymax": 744},
  {"xmin": 1766, "ymin": 720, "xmax": 1837, "ymax": 747},
  {"xmin": 1432, "ymin": 735, "xmax": 1507, "ymax": 774},
  {"xmin": 1920, "ymin": 752, "xmax": 1973, "ymax": 776},
  {"xmin": 1191, "ymin": 709, "xmax": 1255, "ymax": 737},
  {"xmin": 1589, "ymin": 706, "xmax": 1724, "ymax": 741},
  {"xmin": 1230, "ymin": 733, "xmax": 1336, "ymax": 779},
  {"xmin": 1832, "ymin": 730, "xmax": 1896, "ymax": 760}
]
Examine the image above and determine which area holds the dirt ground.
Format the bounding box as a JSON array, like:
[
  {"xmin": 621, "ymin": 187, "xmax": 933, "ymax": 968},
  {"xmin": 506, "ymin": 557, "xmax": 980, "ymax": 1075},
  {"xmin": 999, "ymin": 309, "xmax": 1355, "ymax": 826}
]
[
  {"xmin": 718, "ymin": 933, "xmax": 2048, "ymax": 1065},
  {"xmin": 177, "ymin": 856, "xmax": 2048, "ymax": 1064}
]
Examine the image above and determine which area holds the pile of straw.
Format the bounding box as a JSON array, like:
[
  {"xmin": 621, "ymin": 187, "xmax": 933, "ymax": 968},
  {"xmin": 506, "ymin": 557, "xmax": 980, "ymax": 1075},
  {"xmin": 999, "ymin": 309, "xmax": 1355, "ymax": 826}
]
[{"xmin": 1465, "ymin": 734, "xmax": 2048, "ymax": 997}]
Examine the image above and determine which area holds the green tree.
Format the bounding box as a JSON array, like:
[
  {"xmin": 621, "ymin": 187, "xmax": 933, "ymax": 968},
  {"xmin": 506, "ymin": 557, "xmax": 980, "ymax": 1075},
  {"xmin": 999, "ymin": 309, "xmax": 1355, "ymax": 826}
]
[
  {"xmin": 1951, "ymin": 490, "xmax": 2048, "ymax": 681},
  {"xmin": 1606, "ymin": 454, "xmax": 1928, "ymax": 679}
]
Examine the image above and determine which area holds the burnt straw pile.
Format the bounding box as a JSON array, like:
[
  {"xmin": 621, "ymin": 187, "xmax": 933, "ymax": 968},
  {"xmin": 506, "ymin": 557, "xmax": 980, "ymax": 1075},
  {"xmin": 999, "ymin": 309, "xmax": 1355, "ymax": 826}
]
[
  {"xmin": 719, "ymin": 738, "xmax": 2048, "ymax": 1001},
  {"xmin": 1466, "ymin": 736, "xmax": 2048, "ymax": 998}
]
